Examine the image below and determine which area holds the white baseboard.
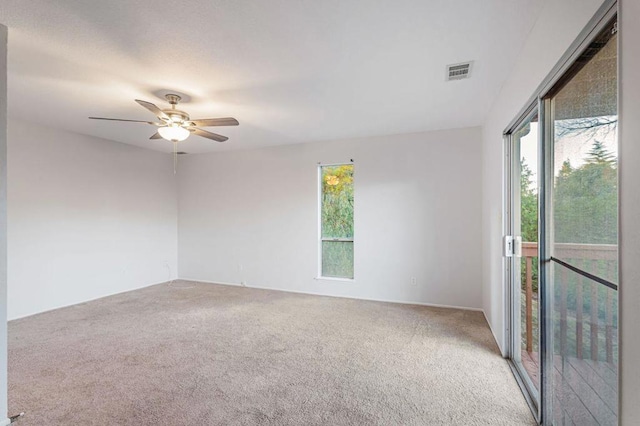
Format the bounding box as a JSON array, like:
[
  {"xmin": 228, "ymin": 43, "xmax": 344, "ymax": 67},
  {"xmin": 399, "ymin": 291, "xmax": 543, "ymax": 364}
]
[
  {"xmin": 178, "ymin": 278, "xmax": 245, "ymax": 288},
  {"xmin": 483, "ymin": 309, "xmax": 506, "ymax": 357},
  {"xmin": 178, "ymin": 277, "xmax": 484, "ymax": 312},
  {"xmin": 9, "ymin": 279, "xmax": 174, "ymax": 321}
]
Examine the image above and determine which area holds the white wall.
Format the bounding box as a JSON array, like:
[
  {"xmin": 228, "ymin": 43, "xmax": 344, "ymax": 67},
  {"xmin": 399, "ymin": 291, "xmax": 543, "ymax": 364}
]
[
  {"xmin": 7, "ymin": 119, "xmax": 178, "ymax": 320},
  {"xmin": 481, "ymin": 0, "xmax": 607, "ymax": 352},
  {"xmin": 178, "ymin": 128, "xmax": 483, "ymax": 310},
  {"xmin": 619, "ymin": 0, "xmax": 640, "ymax": 422},
  {"xmin": 0, "ymin": 22, "xmax": 8, "ymax": 425}
]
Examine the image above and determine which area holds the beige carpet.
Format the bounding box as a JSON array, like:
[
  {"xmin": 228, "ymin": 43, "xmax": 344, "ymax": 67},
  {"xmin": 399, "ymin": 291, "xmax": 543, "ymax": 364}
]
[{"xmin": 8, "ymin": 281, "xmax": 535, "ymax": 425}]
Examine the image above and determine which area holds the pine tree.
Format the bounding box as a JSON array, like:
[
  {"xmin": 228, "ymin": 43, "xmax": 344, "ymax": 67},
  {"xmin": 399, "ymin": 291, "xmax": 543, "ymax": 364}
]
[
  {"xmin": 554, "ymin": 140, "xmax": 617, "ymax": 245},
  {"xmin": 586, "ymin": 140, "xmax": 616, "ymax": 165}
]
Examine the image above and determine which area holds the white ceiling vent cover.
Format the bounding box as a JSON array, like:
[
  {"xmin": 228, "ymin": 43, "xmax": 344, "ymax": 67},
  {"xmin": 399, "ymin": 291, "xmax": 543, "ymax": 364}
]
[{"xmin": 446, "ymin": 61, "xmax": 473, "ymax": 81}]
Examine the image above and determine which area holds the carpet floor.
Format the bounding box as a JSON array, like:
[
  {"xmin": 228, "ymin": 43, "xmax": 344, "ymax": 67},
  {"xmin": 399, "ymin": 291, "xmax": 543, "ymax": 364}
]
[{"xmin": 8, "ymin": 281, "xmax": 535, "ymax": 425}]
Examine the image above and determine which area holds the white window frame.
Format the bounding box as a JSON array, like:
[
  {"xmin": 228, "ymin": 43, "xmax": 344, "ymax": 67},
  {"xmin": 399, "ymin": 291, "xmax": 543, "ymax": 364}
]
[{"xmin": 316, "ymin": 162, "xmax": 354, "ymax": 282}]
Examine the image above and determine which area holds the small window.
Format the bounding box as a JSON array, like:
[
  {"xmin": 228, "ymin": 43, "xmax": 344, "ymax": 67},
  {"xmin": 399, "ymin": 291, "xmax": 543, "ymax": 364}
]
[{"xmin": 319, "ymin": 164, "xmax": 354, "ymax": 279}]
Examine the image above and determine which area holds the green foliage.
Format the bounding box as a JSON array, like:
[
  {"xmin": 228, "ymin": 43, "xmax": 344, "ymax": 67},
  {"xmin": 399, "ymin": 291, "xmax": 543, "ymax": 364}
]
[
  {"xmin": 587, "ymin": 140, "xmax": 616, "ymax": 164},
  {"xmin": 520, "ymin": 159, "xmax": 538, "ymax": 244},
  {"xmin": 520, "ymin": 159, "xmax": 539, "ymax": 293},
  {"xmin": 554, "ymin": 140, "xmax": 618, "ymax": 244},
  {"xmin": 321, "ymin": 165, "xmax": 354, "ymax": 238}
]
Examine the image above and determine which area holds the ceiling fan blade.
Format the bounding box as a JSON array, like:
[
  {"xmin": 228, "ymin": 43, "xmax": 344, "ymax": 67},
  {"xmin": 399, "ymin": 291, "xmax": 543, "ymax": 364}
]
[
  {"xmin": 135, "ymin": 99, "xmax": 170, "ymax": 121},
  {"xmin": 191, "ymin": 128, "xmax": 229, "ymax": 142},
  {"xmin": 89, "ymin": 117, "xmax": 159, "ymax": 125},
  {"xmin": 189, "ymin": 117, "xmax": 239, "ymax": 127},
  {"xmin": 149, "ymin": 132, "xmax": 163, "ymax": 140}
]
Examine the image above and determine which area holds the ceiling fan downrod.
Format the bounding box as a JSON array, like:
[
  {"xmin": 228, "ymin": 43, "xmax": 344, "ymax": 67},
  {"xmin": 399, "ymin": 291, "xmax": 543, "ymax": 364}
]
[{"xmin": 165, "ymin": 94, "xmax": 181, "ymax": 108}]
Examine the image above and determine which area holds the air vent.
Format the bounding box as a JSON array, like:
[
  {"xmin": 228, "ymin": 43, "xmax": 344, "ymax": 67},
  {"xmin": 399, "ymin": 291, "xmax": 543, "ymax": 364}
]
[
  {"xmin": 446, "ymin": 61, "xmax": 473, "ymax": 81},
  {"xmin": 176, "ymin": 152, "xmax": 188, "ymax": 155}
]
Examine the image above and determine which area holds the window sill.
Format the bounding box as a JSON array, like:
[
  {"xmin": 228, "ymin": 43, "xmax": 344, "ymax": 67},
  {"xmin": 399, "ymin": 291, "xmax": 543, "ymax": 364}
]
[{"xmin": 314, "ymin": 276, "xmax": 355, "ymax": 282}]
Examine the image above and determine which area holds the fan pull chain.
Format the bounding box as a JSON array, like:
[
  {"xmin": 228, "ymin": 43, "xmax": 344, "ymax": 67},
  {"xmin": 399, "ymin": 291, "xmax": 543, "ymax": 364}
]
[{"xmin": 173, "ymin": 141, "xmax": 178, "ymax": 174}]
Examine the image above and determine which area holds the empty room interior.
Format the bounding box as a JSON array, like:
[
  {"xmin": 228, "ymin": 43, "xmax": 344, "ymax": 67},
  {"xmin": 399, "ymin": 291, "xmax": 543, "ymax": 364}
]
[{"xmin": 0, "ymin": 0, "xmax": 638, "ymax": 425}]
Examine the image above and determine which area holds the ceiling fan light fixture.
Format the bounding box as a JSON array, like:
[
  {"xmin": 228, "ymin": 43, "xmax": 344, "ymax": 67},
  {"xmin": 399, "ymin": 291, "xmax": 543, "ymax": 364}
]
[
  {"xmin": 88, "ymin": 94, "xmax": 237, "ymax": 144},
  {"xmin": 158, "ymin": 125, "xmax": 190, "ymax": 142}
]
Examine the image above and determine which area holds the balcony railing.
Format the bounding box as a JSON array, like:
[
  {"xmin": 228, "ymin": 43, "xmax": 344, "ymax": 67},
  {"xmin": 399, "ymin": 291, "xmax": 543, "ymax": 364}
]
[
  {"xmin": 521, "ymin": 242, "xmax": 619, "ymax": 425},
  {"xmin": 521, "ymin": 241, "xmax": 618, "ymax": 362}
]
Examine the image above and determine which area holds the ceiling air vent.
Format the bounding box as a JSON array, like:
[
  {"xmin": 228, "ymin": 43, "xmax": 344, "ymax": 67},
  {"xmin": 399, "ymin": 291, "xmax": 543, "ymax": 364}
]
[{"xmin": 446, "ymin": 61, "xmax": 473, "ymax": 81}]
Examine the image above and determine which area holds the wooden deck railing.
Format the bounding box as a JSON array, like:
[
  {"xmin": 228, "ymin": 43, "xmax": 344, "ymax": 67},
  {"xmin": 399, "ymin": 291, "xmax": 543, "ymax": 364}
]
[{"xmin": 522, "ymin": 242, "xmax": 617, "ymax": 363}]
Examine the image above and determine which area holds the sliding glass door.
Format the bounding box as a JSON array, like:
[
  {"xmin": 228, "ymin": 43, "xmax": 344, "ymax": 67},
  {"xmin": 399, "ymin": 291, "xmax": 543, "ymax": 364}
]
[
  {"xmin": 505, "ymin": 8, "xmax": 618, "ymax": 424},
  {"xmin": 546, "ymin": 18, "xmax": 618, "ymax": 426}
]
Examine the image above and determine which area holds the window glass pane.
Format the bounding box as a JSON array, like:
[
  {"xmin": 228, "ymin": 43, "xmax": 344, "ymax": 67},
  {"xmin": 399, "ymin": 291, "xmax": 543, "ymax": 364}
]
[
  {"xmin": 321, "ymin": 165, "xmax": 354, "ymax": 239},
  {"xmin": 552, "ymin": 262, "xmax": 618, "ymax": 426},
  {"xmin": 549, "ymin": 19, "xmax": 618, "ymax": 426},
  {"xmin": 552, "ymin": 29, "xmax": 618, "ymax": 282},
  {"xmin": 513, "ymin": 112, "xmax": 540, "ymax": 393},
  {"xmin": 320, "ymin": 164, "xmax": 354, "ymax": 279},
  {"xmin": 321, "ymin": 241, "xmax": 354, "ymax": 279}
]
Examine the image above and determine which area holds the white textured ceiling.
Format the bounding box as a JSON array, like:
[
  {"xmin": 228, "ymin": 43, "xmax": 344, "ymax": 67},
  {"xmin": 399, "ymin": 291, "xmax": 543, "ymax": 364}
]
[{"xmin": 0, "ymin": 0, "xmax": 543, "ymax": 153}]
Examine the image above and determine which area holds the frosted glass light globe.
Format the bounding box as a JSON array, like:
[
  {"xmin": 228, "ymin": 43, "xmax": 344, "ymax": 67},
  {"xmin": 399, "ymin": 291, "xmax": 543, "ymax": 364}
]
[{"xmin": 158, "ymin": 125, "xmax": 190, "ymax": 142}]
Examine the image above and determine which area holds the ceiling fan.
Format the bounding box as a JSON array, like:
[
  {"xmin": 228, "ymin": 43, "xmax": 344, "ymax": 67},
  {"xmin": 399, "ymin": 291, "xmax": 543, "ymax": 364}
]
[{"xmin": 89, "ymin": 94, "xmax": 239, "ymax": 143}]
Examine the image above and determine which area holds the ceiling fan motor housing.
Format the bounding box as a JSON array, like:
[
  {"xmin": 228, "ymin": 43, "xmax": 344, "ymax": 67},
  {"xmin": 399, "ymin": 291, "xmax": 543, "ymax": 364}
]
[{"xmin": 164, "ymin": 109, "xmax": 190, "ymax": 124}]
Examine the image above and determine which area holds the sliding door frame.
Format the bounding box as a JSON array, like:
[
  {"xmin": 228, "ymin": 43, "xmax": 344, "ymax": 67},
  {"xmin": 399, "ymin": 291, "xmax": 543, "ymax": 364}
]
[
  {"xmin": 503, "ymin": 1, "xmax": 618, "ymax": 424},
  {"xmin": 504, "ymin": 103, "xmax": 540, "ymax": 421}
]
